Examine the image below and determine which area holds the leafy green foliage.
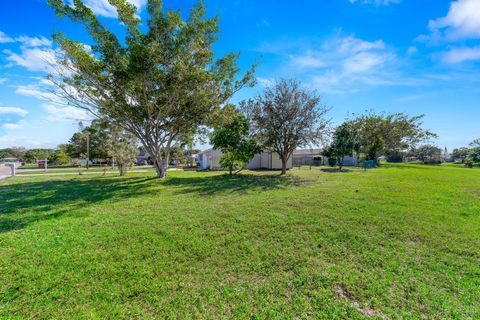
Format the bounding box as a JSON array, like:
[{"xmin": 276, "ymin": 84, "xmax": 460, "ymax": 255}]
[
  {"xmin": 48, "ymin": 0, "xmax": 255, "ymax": 178},
  {"xmin": 452, "ymin": 147, "xmax": 470, "ymax": 163},
  {"xmin": 323, "ymin": 122, "xmax": 359, "ymax": 170},
  {"xmin": 467, "ymin": 147, "xmax": 480, "ymax": 164},
  {"xmin": 211, "ymin": 114, "xmax": 261, "ymax": 174},
  {"xmin": 410, "ymin": 144, "xmax": 442, "ymax": 164},
  {"xmin": 350, "ymin": 111, "xmax": 436, "ymax": 161},
  {"xmin": 67, "ymin": 120, "xmax": 112, "ymax": 160},
  {"xmin": 0, "ymin": 147, "xmax": 27, "ymax": 160}
]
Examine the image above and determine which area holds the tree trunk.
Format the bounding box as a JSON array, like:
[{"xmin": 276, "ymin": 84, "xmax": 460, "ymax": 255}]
[
  {"xmin": 339, "ymin": 156, "xmax": 344, "ymax": 171},
  {"xmin": 281, "ymin": 156, "xmax": 288, "ymax": 175},
  {"xmin": 154, "ymin": 159, "xmax": 168, "ymax": 178}
]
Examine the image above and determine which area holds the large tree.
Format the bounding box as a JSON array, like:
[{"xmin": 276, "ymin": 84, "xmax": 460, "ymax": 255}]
[
  {"xmin": 48, "ymin": 0, "xmax": 254, "ymax": 178},
  {"xmin": 350, "ymin": 111, "xmax": 436, "ymax": 161},
  {"xmin": 211, "ymin": 114, "xmax": 261, "ymax": 175},
  {"xmin": 243, "ymin": 79, "xmax": 329, "ymax": 175}
]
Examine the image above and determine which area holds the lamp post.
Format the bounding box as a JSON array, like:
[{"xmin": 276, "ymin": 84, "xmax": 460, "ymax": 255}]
[{"xmin": 85, "ymin": 131, "xmax": 90, "ymax": 170}]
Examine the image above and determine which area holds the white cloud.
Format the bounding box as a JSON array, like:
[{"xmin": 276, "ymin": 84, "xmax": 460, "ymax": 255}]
[
  {"xmin": 4, "ymin": 47, "xmax": 57, "ymax": 73},
  {"xmin": 290, "ymin": 53, "xmax": 325, "ymax": 68},
  {"xmin": 421, "ymin": 0, "xmax": 480, "ymax": 42},
  {"xmin": 277, "ymin": 35, "xmax": 396, "ymax": 93},
  {"xmin": 3, "ymin": 122, "xmax": 23, "ymax": 130},
  {"xmin": 14, "ymin": 84, "xmax": 61, "ymax": 104},
  {"xmin": 349, "ymin": 0, "xmax": 401, "ymax": 5},
  {"xmin": 256, "ymin": 77, "xmax": 274, "ymax": 88},
  {"xmin": 0, "ymin": 78, "xmax": 7, "ymax": 85},
  {"xmin": 343, "ymin": 51, "xmax": 391, "ymax": 73},
  {"xmin": 0, "ymin": 107, "xmax": 28, "ymax": 116},
  {"xmin": 441, "ymin": 46, "xmax": 480, "ymax": 63},
  {"xmin": 407, "ymin": 46, "xmax": 418, "ymax": 55},
  {"xmin": 72, "ymin": 0, "xmax": 147, "ymax": 18},
  {"xmin": 15, "ymin": 35, "xmax": 52, "ymax": 48},
  {"xmin": 0, "ymin": 31, "xmax": 14, "ymax": 43},
  {"xmin": 43, "ymin": 104, "xmax": 90, "ymax": 122}
]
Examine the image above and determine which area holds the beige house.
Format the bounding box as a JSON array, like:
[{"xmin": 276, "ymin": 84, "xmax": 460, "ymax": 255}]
[{"xmin": 197, "ymin": 149, "xmax": 292, "ymax": 170}]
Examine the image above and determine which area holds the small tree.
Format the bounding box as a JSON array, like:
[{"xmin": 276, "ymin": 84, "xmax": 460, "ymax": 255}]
[
  {"xmin": 325, "ymin": 122, "xmax": 359, "ymax": 170},
  {"xmin": 412, "ymin": 145, "xmax": 442, "ymax": 164},
  {"xmin": 211, "ymin": 114, "xmax": 261, "ymax": 175},
  {"xmin": 451, "ymin": 147, "xmax": 470, "ymax": 163},
  {"xmin": 108, "ymin": 125, "xmax": 138, "ymax": 176},
  {"xmin": 243, "ymin": 79, "xmax": 329, "ymax": 175}
]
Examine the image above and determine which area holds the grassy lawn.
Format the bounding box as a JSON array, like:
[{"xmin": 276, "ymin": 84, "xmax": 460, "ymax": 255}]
[
  {"xmin": 1, "ymin": 164, "xmax": 479, "ymax": 319},
  {"xmin": 16, "ymin": 167, "xmax": 156, "ymax": 175}
]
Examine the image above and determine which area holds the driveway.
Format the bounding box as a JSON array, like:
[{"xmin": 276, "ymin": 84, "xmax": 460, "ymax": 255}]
[{"xmin": 0, "ymin": 164, "xmax": 10, "ymax": 181}]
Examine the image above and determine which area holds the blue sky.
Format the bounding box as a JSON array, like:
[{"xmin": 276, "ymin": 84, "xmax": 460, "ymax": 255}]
[{"xmin": 0, "ymin": 0, "xmax": 479, "ymax": 150}]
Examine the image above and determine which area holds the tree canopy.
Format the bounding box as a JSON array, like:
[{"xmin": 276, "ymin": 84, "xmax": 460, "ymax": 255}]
[
  {"xmin": 349, "ymin": 111, "xmax": 437, "ymax": 161},
  {"xmin": 323, "ymin": 122, "xmax": 359, "ymax": 170},
  {"xmin": 48, "ymin": 0, "xmax": 255, "ymax": 178},
  {"xmin": 243, "ymin": 79, "xmax": 330, "ymax": 175},
  {"xmin": 211, "ymin": 114, "xmax": 261, "ymax": 175}
]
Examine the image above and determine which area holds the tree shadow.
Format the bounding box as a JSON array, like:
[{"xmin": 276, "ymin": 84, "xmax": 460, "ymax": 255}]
[
  {"xmin": 164, "ymin": 173, "xmax": 290, "ymax": 196},
  {"xmin": 320, "ymin": 168, "xmax": 353, "ymax": 173},
  {"xmin": 0, "ymin": 176, "xmax": 158, "ymax": 233}
]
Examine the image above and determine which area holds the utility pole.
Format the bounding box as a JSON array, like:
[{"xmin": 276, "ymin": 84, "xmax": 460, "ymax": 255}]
[{"xmin": 86, "ymin": 131, "xmax": 90, "ymax": 170}]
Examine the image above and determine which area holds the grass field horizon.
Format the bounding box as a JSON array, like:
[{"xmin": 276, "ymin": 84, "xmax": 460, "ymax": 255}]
[{"xmin": 1, "ymin": 164, "xmax": 479, "ymax": 319}]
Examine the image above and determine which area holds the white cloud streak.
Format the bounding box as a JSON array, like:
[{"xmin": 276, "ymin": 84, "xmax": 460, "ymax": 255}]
[
  {"xmin": 0, "ymin": 107, "xmax": 28, "ymax": 116},
  {"xmin": 71, "ymin": 0, "xmax": 147, "ymax": 18},
  {"xmin": 441, "ymin": 46, "xmax": 480, "ymax": 63},
  {"xmin": 42, "ymin": 104, "xmax": 90, "ymax": 122},
  {"xmin": 0, "ymin": 31, "xmax": 14, "ymax": 43}
]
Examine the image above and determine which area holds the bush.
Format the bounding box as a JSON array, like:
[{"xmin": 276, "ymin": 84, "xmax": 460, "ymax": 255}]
[
  {"xmin": 328, "ymin": 157, "xmax": 337, "ymax": 167},
  {"xmin": 386, "ymin": 152, "xmax": 403, "ymax": 163}
]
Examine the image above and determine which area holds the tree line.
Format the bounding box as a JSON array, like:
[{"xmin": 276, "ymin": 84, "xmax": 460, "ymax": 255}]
[{"xmin": 6, "ymin": 0, "xmax": 462, "ymax": 178}]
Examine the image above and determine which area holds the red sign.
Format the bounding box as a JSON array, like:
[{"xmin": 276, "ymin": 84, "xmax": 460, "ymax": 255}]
[{"xmin": 38, "ymin": 160, "xmax": 46, "ymax": 169}]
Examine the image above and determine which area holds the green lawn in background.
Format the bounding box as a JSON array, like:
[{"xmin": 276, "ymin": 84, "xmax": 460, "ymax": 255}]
[{"xmin": 1, "ymin": 164, "xmax": 479, "ymax": 319}]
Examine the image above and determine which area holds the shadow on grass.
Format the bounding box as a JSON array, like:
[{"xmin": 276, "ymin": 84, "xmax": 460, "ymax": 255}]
[
  {"xmin": 320, "ymin": 168, "xmax": 352, "ymax": 173},
  {"xmin": 0, "ymin": 173, "xmax": 289, "ymax": 233},
  {"xmin": 164, "ymin": 173, "xmax": 290, "ymax": 196},
  {"xmin": 0, "ymin": 176, "xmax": 157, "ymax": 233}
]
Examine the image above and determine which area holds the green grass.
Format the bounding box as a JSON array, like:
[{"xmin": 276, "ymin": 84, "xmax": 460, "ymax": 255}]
[
  {"xmin": 16, "ymin": 167, "xmax": 156, "ymax": 175},
  {"xmin": 1, "ymin": 164, "xmax": 479, "ymax": 319}
]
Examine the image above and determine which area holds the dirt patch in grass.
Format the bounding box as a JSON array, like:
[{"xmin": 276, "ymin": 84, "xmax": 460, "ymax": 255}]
[{"xmin": 333, "ymin": 285, "xmax": 390, "ymax": 319}]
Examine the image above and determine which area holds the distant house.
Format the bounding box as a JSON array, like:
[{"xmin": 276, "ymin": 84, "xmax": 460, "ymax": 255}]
[
  {"xmin": 197, "ymin": 149, "xmax": 293, "ymax": 170},
  {"xmin": 136, "ymin": 151, "xmax": 150, "ymax": 165},
  {"xmin": 292, "ymin": 149, "xmax": 323, "ymax": 166},
  {"xmin": 292, "ymin": 149, "xmax": 359, "ymax": 167},
  {"xmin": 336, "ymin": 156, "xmax": 358, "ymax": 166}
]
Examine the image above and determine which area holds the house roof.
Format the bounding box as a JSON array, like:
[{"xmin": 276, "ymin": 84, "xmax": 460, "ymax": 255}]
[{"xmin": 293, "ymin": 149, "xmax": 322, "ymax": 156}]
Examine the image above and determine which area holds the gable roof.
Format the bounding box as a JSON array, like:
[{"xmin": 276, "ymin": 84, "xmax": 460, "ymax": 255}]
[{"xmin": 293, "ymin": 149, "xmax": 322, "ymax": 156}]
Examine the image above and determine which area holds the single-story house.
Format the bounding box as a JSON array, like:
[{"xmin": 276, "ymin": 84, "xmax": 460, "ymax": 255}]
[
  {"xmin": 292, "ymin": 149, "xmax": 323, "ymax": 166},
  {"xmin": 136, "ymin": 151, "xmax": 150, "ymax": 165},
  {"xmin": 197, "ymin": 149, "xmax": 292, "ymax": 170},
  {"xmin": 335, "ymin": 155, "xmax": 358, "ymax": 166},
  {"xmin": 292, "ymin": 149, "xmax": 358, "ymax": 167}
]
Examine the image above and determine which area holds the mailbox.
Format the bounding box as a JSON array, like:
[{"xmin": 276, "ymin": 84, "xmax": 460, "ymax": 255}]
[{"xmin": 38, "ymin": 160, "xmax": 46, "ymax": 169}]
